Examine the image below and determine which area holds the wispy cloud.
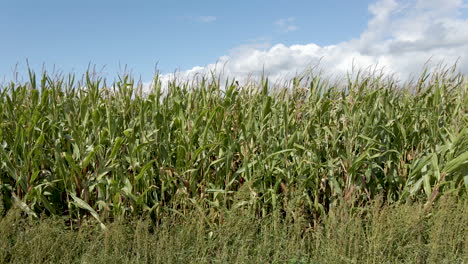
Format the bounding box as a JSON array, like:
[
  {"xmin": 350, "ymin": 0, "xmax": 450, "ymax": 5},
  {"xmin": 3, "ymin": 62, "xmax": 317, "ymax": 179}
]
[
  {"xmin": 197, "ymin": 16, "xmax": 217, "ymax": 23},
  {"xmin": 275, "ymin": 17, "xmax": 298, "ymax": 32}
]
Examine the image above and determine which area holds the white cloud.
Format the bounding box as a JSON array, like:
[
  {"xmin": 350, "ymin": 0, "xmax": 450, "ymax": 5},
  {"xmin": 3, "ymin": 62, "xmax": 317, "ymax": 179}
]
[
  {"xmin": 197, "ymin": 16, "xmax": 217, "ymax": 23},
  {"xmin": 161, "ymin": 0, "xmax": 468, "ymax": 86},
  {"xmin": 275, "ymin": 17, "xmax": 298, "ymax": 32}
]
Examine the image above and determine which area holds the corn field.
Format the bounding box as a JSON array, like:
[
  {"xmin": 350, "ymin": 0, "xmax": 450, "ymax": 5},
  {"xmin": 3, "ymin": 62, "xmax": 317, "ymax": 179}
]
[{"xmin": 0, "ymin": 67, "xmax": 467, "ymax": 227}]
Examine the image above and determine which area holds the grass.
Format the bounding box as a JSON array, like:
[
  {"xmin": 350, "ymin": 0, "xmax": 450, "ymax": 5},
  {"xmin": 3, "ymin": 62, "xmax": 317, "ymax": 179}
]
[
  {"xmin": 0, "ymin": 66, "xmax": 467, "ymax": 262},
  {"xmin": 0, "ymin": 195, "xmax": 466, "ymax": 263}
]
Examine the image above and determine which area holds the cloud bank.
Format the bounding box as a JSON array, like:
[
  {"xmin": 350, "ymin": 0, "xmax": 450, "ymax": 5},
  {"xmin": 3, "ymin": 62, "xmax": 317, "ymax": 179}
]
[{"xmin": 163, "ymin": 0, "xmax": 468, "ymax": 84}]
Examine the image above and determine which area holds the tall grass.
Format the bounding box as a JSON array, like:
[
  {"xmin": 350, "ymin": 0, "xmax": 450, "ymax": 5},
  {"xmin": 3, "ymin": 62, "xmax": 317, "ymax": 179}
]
[
  {"xmin": 0, "ymin": 66, "xmax": 467, "ymax": 227},
  {"xmin": 0, "ymin": 196, "xmax": 466, "ymax": 263}
]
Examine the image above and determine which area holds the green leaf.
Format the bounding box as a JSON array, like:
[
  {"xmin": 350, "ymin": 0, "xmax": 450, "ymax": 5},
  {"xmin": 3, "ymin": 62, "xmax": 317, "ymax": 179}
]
[
  {"xmin": 30, "ymin": 170, "xmax": 40, "ymax": 184},
  {"xmin": 265, "ymin": 149, "xmax": 295, "ymax": 161},
  {"xmin": 135, "ymin": 160, "xmax": 155, "ymax": 182},
  {"xmin": 431, "ymin": 154, "xmax": 440, "ymax": 181},
  {"xmin": 12, "ymin": 193, "xmax": 37, "ymax": 219},
  {"xmin": 409, "ymin": 154, "xmax": 432, "ymax": 178},
  {"xmin": 442, "ymin": 151, "xmax": 468, "ymax": 174},
  {"xmin": 423, "ymin": 171, "xmax": 432, "ymax": 198},
  {"xmin": 81, "ymin": 145, "xmax": 99, "ymax": 168},
  {"xmin": 109, "ymin": 137, "xmax": 124, "ymax": 160},
  {"xmin": 123, "ymin": 128, "xmax": 134, "ymax": 137},
  {"xmin": 409, "ymin": 178, "xmax": 424, "ymax": 197},
  {"xmin": 70, "ymin": 193, "xmax": 106, "ymax": 230}
]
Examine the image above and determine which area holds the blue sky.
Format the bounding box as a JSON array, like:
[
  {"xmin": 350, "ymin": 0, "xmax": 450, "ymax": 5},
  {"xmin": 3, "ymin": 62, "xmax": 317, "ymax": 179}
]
[
  {"xmin": 1, "ymin": 0, "xmax": 372, "ymax": 81},
  {"xmin": 1, "ymin": 0, "xmax": 468, "ymax": 83}
]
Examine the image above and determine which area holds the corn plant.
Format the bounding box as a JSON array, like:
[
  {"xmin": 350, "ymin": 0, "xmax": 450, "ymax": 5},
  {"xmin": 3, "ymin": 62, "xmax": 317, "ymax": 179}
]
[{"xmin": 0, "ymin": 67, "xmax": 466, "ymax": 227}]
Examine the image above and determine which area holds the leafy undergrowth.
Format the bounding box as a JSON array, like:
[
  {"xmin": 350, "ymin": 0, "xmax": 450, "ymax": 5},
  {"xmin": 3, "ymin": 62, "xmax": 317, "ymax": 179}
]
[{"xmin": 0, "ymin": 195, "xmax": 466, "ymax": 264}]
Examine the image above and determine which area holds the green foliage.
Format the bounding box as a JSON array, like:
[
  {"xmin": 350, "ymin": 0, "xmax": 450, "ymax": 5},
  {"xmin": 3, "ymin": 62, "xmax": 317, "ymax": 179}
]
[{"xmin": 0, "ymin": 67, "xmax": 467, "ymax": 226}]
